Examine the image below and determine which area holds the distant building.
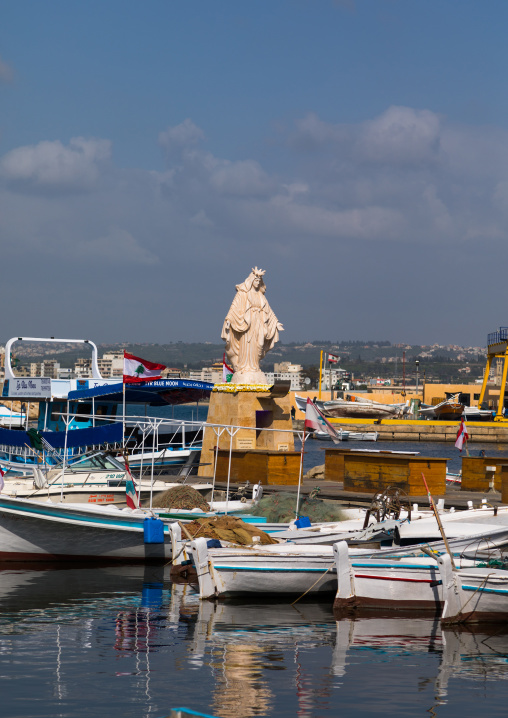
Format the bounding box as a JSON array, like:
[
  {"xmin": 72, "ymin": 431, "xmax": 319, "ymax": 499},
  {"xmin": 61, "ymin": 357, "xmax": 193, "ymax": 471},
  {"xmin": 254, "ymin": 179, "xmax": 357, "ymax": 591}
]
[
  {"xmin": 74, "ymin": 358, "xmax": 92, "ymax": 378},
  {"xmin": 321, "ymin": 367, "xmax": 349, "ymax": 390},
  {"xmin": 30, "ymin": 360, "xmax": 60, "ymax": 379},
  {"xmin": 273, "ymin": 362, "xmax": 303, "ymax": 373},
  {"xmin": 188, "ymin": 365, "xmax": 222, "ymax": 384},
  {"xmin": 101, "ymin": 352, "xmax": 124, "ymax": 377},
  {"xmin": 162, "ymin": 367, "xmax": 182, "ymax": 379},
  {"xmin": 265, "ymin": 371, "xmax": 303, "ymax": 391}
]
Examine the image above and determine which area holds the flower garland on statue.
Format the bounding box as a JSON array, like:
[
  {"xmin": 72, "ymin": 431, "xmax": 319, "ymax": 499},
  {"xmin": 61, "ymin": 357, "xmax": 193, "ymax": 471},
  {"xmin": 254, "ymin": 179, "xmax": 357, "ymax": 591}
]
[{"xmin": 213, "ymin": 383, "xmax": 273, "ymax": 393}]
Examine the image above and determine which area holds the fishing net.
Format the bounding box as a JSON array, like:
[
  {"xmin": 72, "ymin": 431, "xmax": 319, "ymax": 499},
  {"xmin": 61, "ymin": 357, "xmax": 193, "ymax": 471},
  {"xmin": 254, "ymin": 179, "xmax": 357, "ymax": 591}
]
[
  {"xmin": 149, "ymin": 485, "xmax": 210, "ymax": 511},
  {"xmin": 180, "ymin": 516, "xmax": 278, "ymax": 546},
  {"xmin": 249, "ymin": 491, "xmax": 347, "ymax": 524}
]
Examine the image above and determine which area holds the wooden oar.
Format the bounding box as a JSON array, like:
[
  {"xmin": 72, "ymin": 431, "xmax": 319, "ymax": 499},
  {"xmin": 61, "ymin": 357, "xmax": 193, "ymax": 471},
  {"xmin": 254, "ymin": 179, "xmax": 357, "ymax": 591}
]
[{"xmin": 422, "ymin": 472, "xmax": 456, "ymax": 570}]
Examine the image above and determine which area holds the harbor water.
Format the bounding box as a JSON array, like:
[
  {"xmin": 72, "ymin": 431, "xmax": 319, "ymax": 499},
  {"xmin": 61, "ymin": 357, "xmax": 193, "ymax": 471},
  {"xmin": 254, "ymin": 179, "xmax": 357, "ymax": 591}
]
[{"xmin": 2, "ymin": 565, "xmax": 508, "ymax": 717}]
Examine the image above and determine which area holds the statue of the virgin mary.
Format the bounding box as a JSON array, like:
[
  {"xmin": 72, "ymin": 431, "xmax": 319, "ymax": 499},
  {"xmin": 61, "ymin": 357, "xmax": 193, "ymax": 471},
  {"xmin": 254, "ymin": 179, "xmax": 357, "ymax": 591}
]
[{"xmin": 221, "ymin": 267, "xmax": 284, "ymax": 384}]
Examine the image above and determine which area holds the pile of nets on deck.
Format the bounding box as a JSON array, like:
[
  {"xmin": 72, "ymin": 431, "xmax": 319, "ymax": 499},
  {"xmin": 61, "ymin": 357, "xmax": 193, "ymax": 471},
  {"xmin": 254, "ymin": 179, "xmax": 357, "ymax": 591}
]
[
  {"xmin": 249, "ymin": 491, "xmax": 347, "ymax": 524},
  {"xmin": 179, "ymin": 516, "xmax": 278, "ymax": 546},
  {"xmin": 149, "ymin": 485, "xmax": 210, "ymax": 511}
]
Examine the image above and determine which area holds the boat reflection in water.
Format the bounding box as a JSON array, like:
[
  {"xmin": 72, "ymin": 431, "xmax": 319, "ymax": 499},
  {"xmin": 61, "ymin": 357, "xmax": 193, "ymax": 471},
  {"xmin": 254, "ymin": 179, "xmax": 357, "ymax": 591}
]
[
  {"xmin": 2, "ymin": 567, "xmax": 508, "ymax": 717},
  {"xmin": 333, "ymin": 613, "xmax": 508, "ymax": 707}
]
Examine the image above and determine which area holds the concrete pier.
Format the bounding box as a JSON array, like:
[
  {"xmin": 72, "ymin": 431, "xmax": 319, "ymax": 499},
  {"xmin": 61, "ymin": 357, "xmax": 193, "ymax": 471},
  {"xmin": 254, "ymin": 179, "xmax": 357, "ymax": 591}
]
[{"xmin": 293, "ymin": 418, "xmax": 508, "ymax": 443}]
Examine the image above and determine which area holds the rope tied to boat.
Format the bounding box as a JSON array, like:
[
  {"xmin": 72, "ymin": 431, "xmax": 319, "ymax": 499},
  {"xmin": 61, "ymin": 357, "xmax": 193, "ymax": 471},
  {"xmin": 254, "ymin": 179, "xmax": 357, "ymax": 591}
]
[{"xmin": 290, "ymin": 566, "xmax": 333, "ymax": 606}]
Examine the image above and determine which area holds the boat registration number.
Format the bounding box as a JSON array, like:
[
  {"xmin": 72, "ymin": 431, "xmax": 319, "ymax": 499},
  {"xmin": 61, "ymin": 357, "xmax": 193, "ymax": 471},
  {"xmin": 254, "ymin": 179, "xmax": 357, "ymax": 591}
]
[{"xmin": 88, "ymin": 494, "xmax": 115, "ymax": 503}]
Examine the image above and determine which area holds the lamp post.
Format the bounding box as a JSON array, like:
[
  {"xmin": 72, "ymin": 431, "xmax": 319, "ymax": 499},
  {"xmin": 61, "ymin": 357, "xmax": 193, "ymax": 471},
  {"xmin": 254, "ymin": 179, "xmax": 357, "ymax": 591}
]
[{"xmin": 415, "ymin": 360, "xmax": 420, "ymax": 396}]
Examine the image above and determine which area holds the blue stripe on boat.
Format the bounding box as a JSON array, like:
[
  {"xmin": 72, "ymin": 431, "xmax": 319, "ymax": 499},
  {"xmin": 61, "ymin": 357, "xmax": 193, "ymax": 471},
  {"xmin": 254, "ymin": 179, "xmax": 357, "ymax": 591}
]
[
  {"xmin": 0, "ymin": 498, "xmax": 168, "ymax": 532},
  {"xmin": 462, "ymin": 584, "xmax": 508, "ymax": 595}
]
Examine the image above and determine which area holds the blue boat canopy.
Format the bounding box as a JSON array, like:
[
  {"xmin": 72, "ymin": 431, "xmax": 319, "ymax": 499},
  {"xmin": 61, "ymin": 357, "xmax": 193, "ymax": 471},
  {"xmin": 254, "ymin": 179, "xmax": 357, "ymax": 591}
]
[
  {"xmin": 67, "ymin": 379, "xmax": 214, "ymax": 406},
  {"xmin": 0, "ymin": 422, "xmax": 123, "ymax": 449}
]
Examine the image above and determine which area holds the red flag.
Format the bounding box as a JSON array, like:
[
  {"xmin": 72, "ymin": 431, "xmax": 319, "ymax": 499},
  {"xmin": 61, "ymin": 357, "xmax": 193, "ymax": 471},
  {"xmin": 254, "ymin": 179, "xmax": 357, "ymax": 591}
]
[
  {"xmin": 304, "ymin": 398, "xmax": 341, "ymax": 443},
  {"xmin": 123, "ymin": 351, "xmax": 166, "ymax": 384},
  {"xmin": 455, "ymin": 419, "xmax": 469, "ymax": 452}
]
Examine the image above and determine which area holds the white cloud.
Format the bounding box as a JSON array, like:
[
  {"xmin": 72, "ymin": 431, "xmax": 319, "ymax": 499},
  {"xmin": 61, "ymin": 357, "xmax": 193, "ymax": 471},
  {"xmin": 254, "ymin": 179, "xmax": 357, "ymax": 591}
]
[
  {"xmin": 158, "ymin": 119, "xmax": 205, "ymax": 164},
  {"xmin": 292, "ymin": 106, "xmax": 441, "ymax": 166},
  {"xmin": 0, "ymin": 137, "xmax": 111, "ymax": 192},
  {"xmin": 359, "ymin": 106, "xmax": 441, "ymax": 165},
  {"xmin": 209, "ymin": 158, "xmax": 272, "ymax": 197}
]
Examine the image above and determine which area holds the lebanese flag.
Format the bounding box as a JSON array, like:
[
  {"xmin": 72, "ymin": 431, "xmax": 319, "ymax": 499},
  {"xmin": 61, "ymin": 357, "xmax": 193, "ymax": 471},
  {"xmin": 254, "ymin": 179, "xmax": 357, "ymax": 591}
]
[
  {"xmin": 0, "ymin": 467, "xmax": 4, "ymax": 492},
  {"xmin": 455, "ymin": 419, "xmax": 469, "ymax": 452},
  {"xmin": 304, "ymin": 398, "xmax": 341, "ymax": 443},
  {"xmin": 122, "ymin": 452, "xmax": 138, "ymax": 509},
  {"xmin": 125, "ymin": 478, "xmax": 139, "ymax": 510},
  {"xmin": 222, "ymin": 353, "xmax": 234, "ymax": 383},
  {"xmin": 123, "ymin": 351, "xmax": 166, "ymax": 384},
  {"xmin": 328, "ymin": 353, "xmax": 339, "ymax": 364}
]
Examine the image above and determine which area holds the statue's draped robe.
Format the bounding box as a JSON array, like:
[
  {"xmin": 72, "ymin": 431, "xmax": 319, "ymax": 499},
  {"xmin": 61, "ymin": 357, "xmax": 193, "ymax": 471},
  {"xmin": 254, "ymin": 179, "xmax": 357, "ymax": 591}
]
[{"xmin": 221, "ymin": 285, "xmax": 280, "ymax": 378}]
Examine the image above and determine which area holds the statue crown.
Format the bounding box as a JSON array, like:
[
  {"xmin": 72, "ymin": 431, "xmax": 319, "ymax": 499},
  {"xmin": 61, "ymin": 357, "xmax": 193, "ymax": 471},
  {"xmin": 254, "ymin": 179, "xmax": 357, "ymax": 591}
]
[{"xmin": 252, "ymin": 266, "xmax": 266, "ymax": 277}]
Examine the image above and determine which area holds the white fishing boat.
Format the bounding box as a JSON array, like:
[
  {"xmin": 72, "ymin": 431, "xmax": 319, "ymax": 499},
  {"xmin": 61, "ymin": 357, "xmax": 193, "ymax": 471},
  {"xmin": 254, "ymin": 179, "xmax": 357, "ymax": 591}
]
[
  {"xmin": 463, "ymin": 406, "xmax": 495, "ymax": 421},
  {"xmin": 274, "ymin": 502, "xmax": 508, "ymax": 547},
  {"xmin": 295, "ymin": 394, "xmax": 407, "ymax": 420},
  {"xmin": 439, "ymin": 552, "xmax": 508, "ymax": 623},
  {"xmin": 188, "ymin": 523, "xmax": 508, "ymax": 599},
  {"xmin": 190, "ymin": 538, "xmax": 338, "ymax": 598},
  {"xmin": 419, "ymin": 394, "xmax": 464, "ymax": 421},
  {"xmin": 0, "ymin": 494, "xmax": 172, "ymax": 561},
  {"xmin": 310, "ymin": 428, "xmax": 379, "ymax": 442},
  {"xmin": 396, "ymin": 503, "xmax": 508, "ymax": 544},
  {"xmin": 334, "ymin": 540, "xmax": 508, "ymax": 622}
]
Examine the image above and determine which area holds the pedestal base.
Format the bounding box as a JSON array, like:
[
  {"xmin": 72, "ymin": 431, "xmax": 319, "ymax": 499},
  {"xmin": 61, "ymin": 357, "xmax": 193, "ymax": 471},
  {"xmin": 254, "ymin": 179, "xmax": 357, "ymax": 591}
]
[{"xmin": 198, "ymin": 387, "xmax": 295, "ymax": 478}]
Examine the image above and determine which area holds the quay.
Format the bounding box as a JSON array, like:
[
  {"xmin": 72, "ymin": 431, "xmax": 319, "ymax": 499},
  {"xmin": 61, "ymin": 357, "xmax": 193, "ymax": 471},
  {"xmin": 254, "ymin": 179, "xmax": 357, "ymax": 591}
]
[
  {"xmin": 293, "ymin": 417, "xmax": 508, "ymax": 442},
  {"xmin": 192, "ymin": 475, "xmax": 501, "ymax": 511}
]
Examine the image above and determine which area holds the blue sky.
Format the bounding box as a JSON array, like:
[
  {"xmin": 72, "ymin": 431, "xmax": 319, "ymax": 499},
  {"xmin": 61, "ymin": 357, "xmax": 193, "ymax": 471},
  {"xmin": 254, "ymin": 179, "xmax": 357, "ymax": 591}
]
[{"xmin": 1, "ymin": 1, "xmax": 507, "ymax": 346}]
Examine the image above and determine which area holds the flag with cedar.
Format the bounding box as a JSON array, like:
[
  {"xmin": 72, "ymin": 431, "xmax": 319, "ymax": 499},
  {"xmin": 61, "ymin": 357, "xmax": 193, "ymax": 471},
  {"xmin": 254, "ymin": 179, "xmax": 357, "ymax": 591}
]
[
  {"xmin": 123, "ymin": 351, "xmax": 166, "ymax": 384},
  {"xmin": 222, "ymin": 353, "xmax": 234, "ymax": 383}
]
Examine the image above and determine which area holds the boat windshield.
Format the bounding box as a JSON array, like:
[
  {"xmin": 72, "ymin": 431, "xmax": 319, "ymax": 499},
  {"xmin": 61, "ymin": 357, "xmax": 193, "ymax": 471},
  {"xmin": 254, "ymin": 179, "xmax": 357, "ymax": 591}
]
[{"xmin": 67, "ymin": 451, "xmax": 125, "ymax": 472}]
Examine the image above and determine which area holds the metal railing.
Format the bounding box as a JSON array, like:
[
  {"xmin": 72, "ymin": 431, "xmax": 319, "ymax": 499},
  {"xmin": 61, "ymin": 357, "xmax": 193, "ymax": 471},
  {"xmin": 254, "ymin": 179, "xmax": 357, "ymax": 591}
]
[{"xmin": 487, "ymin": 327, "xmax": 508, "ymax": 346}]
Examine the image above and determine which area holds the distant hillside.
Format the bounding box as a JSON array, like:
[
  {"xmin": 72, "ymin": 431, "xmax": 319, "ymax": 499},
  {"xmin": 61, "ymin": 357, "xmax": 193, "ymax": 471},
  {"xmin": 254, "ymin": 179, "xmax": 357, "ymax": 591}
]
[{"xmin": 11, "ymin": 339, "xmax": 486, "ymax": 383}]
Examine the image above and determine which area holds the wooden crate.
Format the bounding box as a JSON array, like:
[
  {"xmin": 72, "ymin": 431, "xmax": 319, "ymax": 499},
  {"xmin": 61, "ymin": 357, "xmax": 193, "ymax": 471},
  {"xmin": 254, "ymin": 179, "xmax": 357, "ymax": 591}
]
[
  {"xmin": 324, "ymin": 448, "xmax": 352, "ymax": 482},
  {"xmin": 215, "ymin": 449, "xmax": 301, "ymax": 485},
  {"xmin": 461, "ymin": 456, "xmax": 508, "ymax": 492},
  {"xmin": 501, "ymin": 466, "xmax": 508, "ymax": 503},
  {"xmin": 343, "ymin": 452, "xmax": 446, "ymax": 495}
]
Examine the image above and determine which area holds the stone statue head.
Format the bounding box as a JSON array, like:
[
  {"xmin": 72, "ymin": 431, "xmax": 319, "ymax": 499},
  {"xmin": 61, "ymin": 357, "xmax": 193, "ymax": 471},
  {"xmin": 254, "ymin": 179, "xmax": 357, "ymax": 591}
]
[{"xmin": 237, "ymin": 267, "xmax": 267, "ymax": 294}]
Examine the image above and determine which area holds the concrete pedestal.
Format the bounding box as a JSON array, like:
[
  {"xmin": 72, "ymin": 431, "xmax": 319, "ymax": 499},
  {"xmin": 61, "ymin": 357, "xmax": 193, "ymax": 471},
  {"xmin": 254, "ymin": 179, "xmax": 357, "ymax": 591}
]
[{"xmin": 198, "ymin": 387, "xmax": 294, "ymax": 478}]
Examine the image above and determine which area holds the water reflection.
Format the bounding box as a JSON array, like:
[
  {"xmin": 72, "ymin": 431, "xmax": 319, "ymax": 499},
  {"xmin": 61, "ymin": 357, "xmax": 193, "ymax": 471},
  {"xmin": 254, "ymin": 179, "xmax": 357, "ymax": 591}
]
[
  {"xmin": 333, "ymin": 613, "xmax": 508, "ymax": 709},
  {"xmin": 1, "ymin": 566, "xmax": 508, "ymax": 717},
  {"xmin": 177, "ymin": 595, "xmax": 335, "ymax": 718}
]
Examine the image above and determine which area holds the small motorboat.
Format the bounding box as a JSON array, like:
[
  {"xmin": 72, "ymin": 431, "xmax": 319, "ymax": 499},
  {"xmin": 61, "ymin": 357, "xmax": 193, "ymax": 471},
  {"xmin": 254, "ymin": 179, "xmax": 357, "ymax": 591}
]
[
  {"xmin": 419, "ymin": 395, "xmax": 464, "ymax": 421},
  {"xmin": 295, "ymin": 394, "xmax": 407, "ymax": 420},
  {"xmin": 310, "ymin": 429, "xmax": 378, "ymax": 442}
]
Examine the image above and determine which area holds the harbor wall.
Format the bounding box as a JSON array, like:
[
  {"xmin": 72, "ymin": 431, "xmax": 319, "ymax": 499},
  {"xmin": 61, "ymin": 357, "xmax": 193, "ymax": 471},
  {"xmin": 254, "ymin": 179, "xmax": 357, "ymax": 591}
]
[{"xmin": 293, "ymin": 417, "xmax": 508, "ymax": 443}]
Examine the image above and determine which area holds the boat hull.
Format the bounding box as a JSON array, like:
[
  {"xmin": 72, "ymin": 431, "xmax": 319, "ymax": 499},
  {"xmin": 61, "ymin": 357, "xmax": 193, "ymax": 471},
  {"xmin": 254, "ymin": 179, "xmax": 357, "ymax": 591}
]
[
  {"xmin": 191, "ymin": 539, "xmax": 337, "ymax": 598},
  {"xmin": 0, "ymin": 496, "xmax": 171, "ymax": 561}
]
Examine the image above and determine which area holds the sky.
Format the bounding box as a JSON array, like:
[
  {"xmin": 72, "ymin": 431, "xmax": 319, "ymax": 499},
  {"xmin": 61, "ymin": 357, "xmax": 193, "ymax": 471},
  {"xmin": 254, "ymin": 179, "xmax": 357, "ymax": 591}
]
[{"xmin": 1, "ymin": 0, "xmax": 508, "ymax": 347}]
